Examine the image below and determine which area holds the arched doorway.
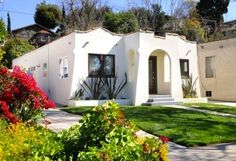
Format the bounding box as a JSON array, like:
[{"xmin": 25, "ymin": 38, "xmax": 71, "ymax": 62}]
[{"xmin": 149, "ymin": 50, "xmax": 171, "ymax": 95}]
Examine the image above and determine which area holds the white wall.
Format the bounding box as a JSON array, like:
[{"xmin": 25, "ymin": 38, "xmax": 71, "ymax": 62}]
[
  {"xmin": 13, "ymin": 33, "xmax": 76, "ymax": 105},
  {"xmin": 13, "ymin": 28, "xmax": 200, "ymax": 106},
  {"xmin": 123, "ymin": 32, "xmax": 199, "ymax": 105},
  {"xmin": 13, "ymin": 46, "xmax": 49, "ymax": 95},
  {"xmin": 123, "ymin": 33, "xmax": 140, "ymax": 105},
  {"xmin": 71, "ymin": 28, "xmax": 128, "ymax": 100},
  {"xmin": 48, "ymin": 33, "xmax": 75, "ymax": 105}
]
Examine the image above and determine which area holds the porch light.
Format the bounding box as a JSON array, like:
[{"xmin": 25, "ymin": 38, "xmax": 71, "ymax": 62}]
[{"xmin": 82, "ymin": 42, "xmax": 89, "ymax": 48}]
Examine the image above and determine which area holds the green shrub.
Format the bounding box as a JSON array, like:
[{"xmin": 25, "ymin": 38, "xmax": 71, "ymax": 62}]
[
  {"xmin": 60, "ymin": 102, "xmax": 169, "ymax": 161},
  {"xmin": 0, "ymin": 119, "xmax": 63, "ymax": 161}
]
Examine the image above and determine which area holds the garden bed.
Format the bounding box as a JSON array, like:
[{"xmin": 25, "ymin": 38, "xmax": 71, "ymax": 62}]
[{"xmin": 68, "ymin": 99, "xmax": 131, "ymax": 106}]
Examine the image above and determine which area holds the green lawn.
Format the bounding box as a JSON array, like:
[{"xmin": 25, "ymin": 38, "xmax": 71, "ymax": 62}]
[
  {"xmin": 63, "ymin": 106, "xmax": 236, "ymax": 147},
  {"xmin": 184, "ymin": 103, "xmax": 236, "ymax": 115}
]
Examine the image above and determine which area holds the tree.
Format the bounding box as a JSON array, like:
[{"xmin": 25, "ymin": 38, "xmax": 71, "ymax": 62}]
[
  {"xmin": 180, "ymin": 9, "xmax": 207, "ymax": 42},
  {"xmin": 64, "ymin": 0, "xmax": 110, "ymax": 31},
  {"xmin": 196, "ymin": 0, "xmax": 230, "ymax": 31},
  {"xmin": 130, "ymin": 7, "xmax": 151, "ymax": 30},
  {"xmin": 7, "ymin": 12, "xmax": 11, "ymax": 35},
  {"xmin": 0, "ymin": 48, "xmax": 5, "ymax": 62},
  {"xmin": 56, "ymin": 2, "xmax": 67, "ymax": 36},
  {"xmin": 0, "ymin": 19, "xmax": 7, "ymax": 44},
  {"xmin": 103, "ymin": 11, "xmax": 138, "ymax": 34},
  {"xmin": 34, "ymin": 1, "xmax": 62, "ymax": 29},
  {"xmin": 1, "ymin": 38, "xmax": 35, "ymax": 68},
  {"xmin": 151, "ymin": 4, "xmax": 167, "ymax": 33}
]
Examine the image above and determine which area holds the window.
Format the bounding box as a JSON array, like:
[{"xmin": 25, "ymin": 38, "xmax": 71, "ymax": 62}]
[
  {"xmin": 205, "ymin": 56, "xmax": 215, "ymax": 78},
  {"xmin": 206, "ymin": 91, "xmax": 212, "ymax": 97},
  {"xmin": 88, "ymin": 54, "xmax": 115, "ymax": 77},
  {"xmin": 27, "ymin": 66, "xmax": 35, "ymax": 76},
  {"xmin": 180, "ymin": 59, "xmax": 189, "ymax": 77},
  {"xmin": 43, "ymin": 63, "xmax": 47, "ymax": 78},
  {"xmin": 59, "ymin": 57, "xmax": 68, "ymax": 78}
]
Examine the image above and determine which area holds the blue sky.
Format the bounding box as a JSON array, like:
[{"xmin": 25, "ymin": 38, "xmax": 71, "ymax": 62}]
[{"xmin": 0, "ymin": 0, "xmax": 235, "ymax": 30}]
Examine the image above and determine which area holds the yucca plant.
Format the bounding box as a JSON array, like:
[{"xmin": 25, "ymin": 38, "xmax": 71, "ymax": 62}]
[
  {"xmin": 73, "ymin": 88, "xmax": 84, "ymax": 100},
  {"xmin": 81, "ymin": 77, "xmax": 104, "ymax": 99},
  {"xmin": 182, "ymin": 74, "xmax": 198, "ymax": 98},
  {"xmin": 102, "ymin": 73, "xmax": 127, "ymax": 99}
]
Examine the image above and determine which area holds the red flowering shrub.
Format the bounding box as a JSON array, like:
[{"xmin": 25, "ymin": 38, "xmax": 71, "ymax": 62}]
[
  {"xmin": 0, "ymin": 66, "xmax": 55, "ymax": 123},
  {"xmin": 159, "ymin": 136, "xmax": 169, "ymax": 143}
]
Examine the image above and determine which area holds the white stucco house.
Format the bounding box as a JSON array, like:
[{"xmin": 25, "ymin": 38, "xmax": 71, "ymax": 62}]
[{"xmin": 13, "ymin": 28, "xmax": 201, "ymax": 106}]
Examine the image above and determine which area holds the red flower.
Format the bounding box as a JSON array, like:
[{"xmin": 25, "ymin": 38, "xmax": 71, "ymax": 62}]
[
  {"xmin": 0, "ymin": 67, "xmax": 8, "ymax": 75},
  {"xmin": 33, "ymin": 98, "xmax": 41, "ymax": 109},
  {"xmin": 0, "ymin": 101, "xmax": 19, "ymax": 124},
  {"xmin": 3, "ymin": 91, "xmax": 13, "ymax": 103},
  {"xmin": 44, "ymin": 99, "xmax": 55, "ymax": 109},
  {"xmin": 159, "ymin": 136, "xmax": 169, "ymax": 143},
  {"xmin": 12, "ymin": 87, "xmax": 20, "ymax": 94},
  {"xmin": 0, "ymin": 66, "xmax": 56, "ymax": 123}
]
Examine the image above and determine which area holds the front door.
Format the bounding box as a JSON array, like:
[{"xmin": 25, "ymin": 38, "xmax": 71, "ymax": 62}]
[{"xmin": 149, "ymin": 56, "xmax": 157, "ymax": 94}]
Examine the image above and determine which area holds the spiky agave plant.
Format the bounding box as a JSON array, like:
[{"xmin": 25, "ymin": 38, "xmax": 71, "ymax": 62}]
[
  {"xmin": 80, "ymin": 77, "xmax": 104, "ymax": 100},
  {"xmin": 102, "ymin": 73, "xmax": 127, "ymax": 99}
]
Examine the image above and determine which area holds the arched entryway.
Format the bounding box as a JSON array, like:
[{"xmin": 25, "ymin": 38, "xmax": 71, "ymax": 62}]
[{"xmin": 149, "ymin": 50, "xmax": 171, "ymax": 95}]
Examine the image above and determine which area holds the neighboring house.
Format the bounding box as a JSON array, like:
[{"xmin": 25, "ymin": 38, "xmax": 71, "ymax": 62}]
[
  {"xmin": 222, "ymin": 20, "xmax": 236, "ymax": 38},
  {"xmin": 12, "ymin": 24, "xmax": 57, "ymax": 47},
  {"xmin": 198, "ymin": 37, "xmax": 236, "ymax": 102},
  {"xmin": 12, "ymin": 28, "xmax": 201, "ymax": 106}
]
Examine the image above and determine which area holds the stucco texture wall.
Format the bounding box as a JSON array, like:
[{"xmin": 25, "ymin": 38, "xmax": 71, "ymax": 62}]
[
  {"xmin": 125, "ymin": 32, "xmax": 200, "ymax": 105},
  {"xmin": 13, "ymin": 33, "xmax": 76, "ymax": 105},
  {"xmin": 72, "ymin": 29, "xmax": 129, "ymax": 101},
  {"xmin": 198, "ymin": 38, "xmax": 236, "ymax": 101}
]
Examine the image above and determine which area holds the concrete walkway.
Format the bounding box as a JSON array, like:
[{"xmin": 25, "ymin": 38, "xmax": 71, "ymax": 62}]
[
  {"xmin": 39, "ymin": 109, "xmax": 82, "ymax": 132},
  {"xmin": 209, "ymin": 100, "xmax": 236, "ymax": 107},
  {"xmin": 164, "ymin": 104, "xmax": 236, "ymax": 118},
  {"xmin": 137, "ymin": 130, "xmax": 236, "ymax": 161},
  {"xmin": 40, "ymin": 108, "xmax": 236, "ymax": 161}
]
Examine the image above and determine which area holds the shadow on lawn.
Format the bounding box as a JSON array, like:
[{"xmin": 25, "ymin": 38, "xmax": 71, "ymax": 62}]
[{"xmin": 121, "ymin": 106, "xmax": 236, "ymax": 147}]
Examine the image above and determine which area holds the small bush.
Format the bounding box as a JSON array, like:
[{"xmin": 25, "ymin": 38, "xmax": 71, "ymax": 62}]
[
  {"xmin": 0, "ymin": 119, "xmax": 63, "ymax": 161},
  {"xmin": 60, "ymin": 102, "xmax": 169, "ymax": 161},
  {"xmin": 0, "ymin": 65, "xmax": 55, "ymax": 123}
]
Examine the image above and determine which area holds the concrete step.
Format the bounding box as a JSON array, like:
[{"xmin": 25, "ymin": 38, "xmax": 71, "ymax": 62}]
[
  {"xmin": 143, "ymin": 101, "xmax": 177, "ymax": 106},
  {"xmin": 143, "ymin": 101, "xmax": 182, "ymax": 106},
  {"xmin": 148, "ymin": 97, "xmax": 174, "ymax": 102},
  {"xmin": 149, "ymin": 95, "xmax": 172, "ymax": 99},
  {"xmin": 143, "ymin": 95, "xmax": 182, "ymax": 106}
]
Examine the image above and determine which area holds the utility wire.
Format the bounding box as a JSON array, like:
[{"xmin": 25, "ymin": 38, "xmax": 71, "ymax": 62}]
[{"xmin": 0, "ymin": 9, "xmax": 33, "ymax": 16}]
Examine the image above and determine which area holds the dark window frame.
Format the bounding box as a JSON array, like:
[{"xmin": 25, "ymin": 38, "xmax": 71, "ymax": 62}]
[
  {"xmin": 180, "ymin": 59, "xmax": 189, "ymax": 78},
  {"xmin": 88, "ymin": 53, "xmax": 115, "ymax": 78},
  {"xmin": 206, "ymin": 91, "xmax": 212, "ymax": 97}
]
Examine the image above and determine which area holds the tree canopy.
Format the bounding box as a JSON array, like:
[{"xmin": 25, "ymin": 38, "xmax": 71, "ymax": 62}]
[
  {"xmin": 1, "ymin": 38, "xmax": 35, "ymax": 68},
  {"xmin": 34, "ymin": 2, "xmax": 62, "ymax": 29},
  {"xmin": 130, "ymin": 4, "xmax": 167, "ymax": 33},
  {"xmin": 0, "ymin": 19, "xmax": 7, "ymax": 44},
  {"xmin": 7, "ymin": 12, "xmax": 11, "ymax": 35},
  {"xmin": 196, "ymin": 0, "xmax": 230, "ymax": 30},
  {"xmin": 103, "ymin": 12, "xmax": 138, "ymax": 34},
  {"xmin": 151, "ymin": 4, "xmax": 167, "ymax": 33}
]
